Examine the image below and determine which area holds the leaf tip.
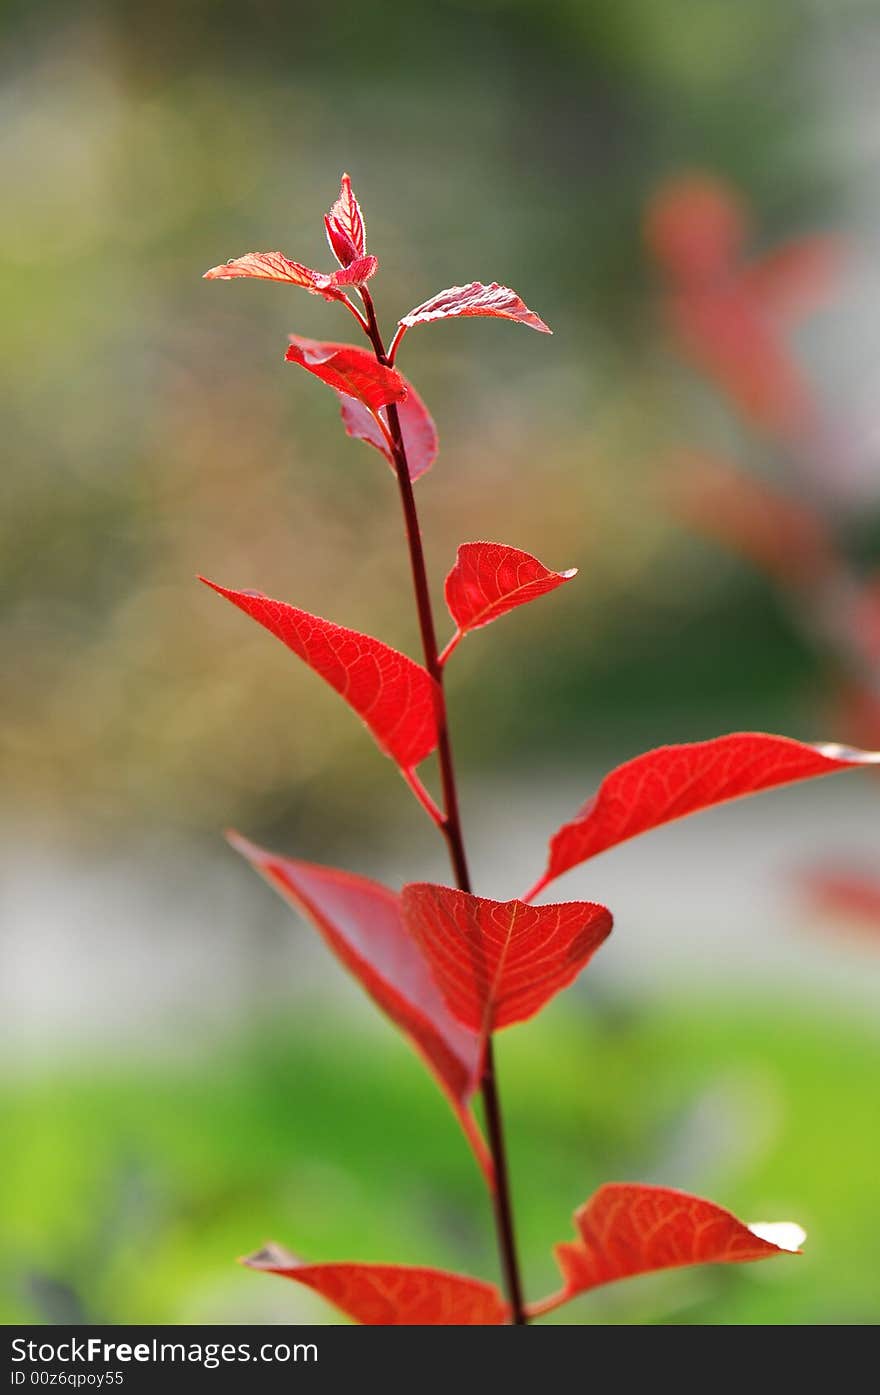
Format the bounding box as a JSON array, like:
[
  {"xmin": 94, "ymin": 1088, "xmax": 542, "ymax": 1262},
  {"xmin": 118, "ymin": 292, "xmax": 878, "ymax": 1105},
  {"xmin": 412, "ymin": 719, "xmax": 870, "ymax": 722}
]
[
  {"xmin": 240, "ymin": 1242, "xmax": 301, "ymax": 1271},
  {"xmin": 747, "ymin": 1222, "xmax": 807, "ymax": 1253}
]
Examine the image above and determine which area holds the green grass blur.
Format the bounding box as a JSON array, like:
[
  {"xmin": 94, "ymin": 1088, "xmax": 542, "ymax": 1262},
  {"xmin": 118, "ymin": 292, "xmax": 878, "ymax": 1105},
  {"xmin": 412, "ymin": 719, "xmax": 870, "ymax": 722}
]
[{"xmin": 4, "ymin": 997, "xmax": 879, "ymax": 1324}]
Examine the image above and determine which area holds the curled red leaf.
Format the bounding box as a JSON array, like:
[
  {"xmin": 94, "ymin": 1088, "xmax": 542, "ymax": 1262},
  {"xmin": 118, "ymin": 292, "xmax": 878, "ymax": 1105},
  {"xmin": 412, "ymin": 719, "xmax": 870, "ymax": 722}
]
[
  {"xmin": 401, "ymin": 884, "xmax": 612, "ymax": 1040},
  {"xmin": 527, "ymin": 733, "xmax": 880, "ymax": 900},
  {"xmin": 338, "ymin": 375, "xmax": 438, "ymax": 482},
  {"xmin": 200, "ymin": 579, "xmax": 438, "ymax": 771},
  {"xmin": 325, "ymin": 254, "xmax": 377, "ymax": 287},
  {"xmin": 530, "ymin": 1183, "xmax": 804, "ymax": 1316},
  {"xmin": 286, "ymin": 335, "xmax": 407, "ymax": 413},
  {"xmin": 228, "ymin": 836, "xmax": 488, "ymax": 1174},
  {"xmin": 444, "ymin": 542, "xmax": 576, "ymax": 651},
  {"xmin": 243, "ymin": 1245, "xmax": 508, "ymax": 1325},
  {"xmin": 399, "ymin": 281, "xmax": 552, "ymax": 335},
  {"xmin": 203, "ymin": 251, "xmax": 376, "ymax": 301},
  {"xmin": 324, "ymin": 173, "xmax": 367, "ymax": 268}
]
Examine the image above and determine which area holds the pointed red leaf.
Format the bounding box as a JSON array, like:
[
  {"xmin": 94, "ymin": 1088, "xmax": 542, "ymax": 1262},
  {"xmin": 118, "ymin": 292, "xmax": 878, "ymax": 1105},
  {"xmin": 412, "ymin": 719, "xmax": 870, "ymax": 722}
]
[
  {"xmin": 286, "ymin": 336, "xmax": 407, "ymax": 413},
  {"xmin": 243, "ymin": 1245, "xmax": 508, "ymax": 1325},
  {"xmin": 531, "ymin": 1183, "xmax": 804, "ymax": 1316},
  {"xmin": 204, "ymin": 251, "xmax": 323, "ymax": 288},
  {"xmin": 203, "ymin": 252, "xmax": 376, "ymax": 300},
  {"xmin": 527, "ymin": 733, "xmax": 880, "ymax": 899},
  {"xmin": 228, "ymin": 836, "xmax": 488, "ymax": 1171},
  {"xmin": 324, "ymin": 173, "xmax": 367, "ymax": 268},
  {"xmin": 338, "ymin": 376, "xmax": 438, "ymax": 482},
  {"xmin": 200, "ymin": 579, "xmax": 438, "ymax": 770},
  {"xmin": 444, "ymin": 542, "xmax": 577, "ymax": 649},
  {"xmin": 401, "ymin": 884, "xmax": 612, "ymax": 1039},
  {"xmin": 399, "ymin": 282, "xmax": 552, "ymax": 335}
]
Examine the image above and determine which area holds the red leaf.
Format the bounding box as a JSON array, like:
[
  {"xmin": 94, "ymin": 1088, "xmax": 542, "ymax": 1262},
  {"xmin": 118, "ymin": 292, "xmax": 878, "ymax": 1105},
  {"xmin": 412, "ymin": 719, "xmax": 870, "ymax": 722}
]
[
  {"xmin": 399, "ymin": 282, "xmax": 552, "ymax": 335},
  {"xmin": 527, "ymin": 733, "xmax": 880, "ymax": 900},
  {"xmin": 849, "ymin": 573, "xmax": 880, "ymax": 665},
  {"xmin": 200, "ymin": 579, "xmax": 438, "ymax": 771},
  {"xmin": 802, "ymin": 868, "xmax": 880, "ymax": 939},
  {"xmin": 644, "ymin": 175, "xmax": 839, "ymax": 440},
  {"xmin": 833, "ymin": 681, "xmax": 880, "ymax": 753},
  {"xmin": 243, "ymin": 1245, "xmax": 508, "ymax": 1325},
  {"xmin": 531, "ymin": 1183, "xmax": 804, "ymax": 1316},
  {"xmin": 324, "ymin": 173, "xmax": 367, "ymax": 268},
  {"xmin": 286, "ymin": 336, "xmax": 407, "ymax": 413},
  {"xmin": 204, "ymin": 251, "xmax": 321, "ymax": 287},
  {"xmin": 744, "ymin": 236, "xmax": 842, "ymax": 320},
  {"xmin": 645, "ymin": 174, "xmax": 748, "ymax": 285},
  {"xmin": 203, "ymin": 252, "xmax": 376, "ymax": 300},
  {"xmin": 325, "ymin": 254, "xmax": 378, "ymax": 287},
  {"xmin": 401, "ymin": 884, "xmax": 612, "ymax": 1038},
  {"xmin": 444, "ymin": 542, "xmax": 576, "ymax": 649},
  {"xmin": 665, "ymin": 288, "xmax": 815, "ymax": 439},
  {"xmin": 228, "ymin": 836, "xmax": 489, "ymax": 1172},
  {"xmin": 339, "ymin": 375, "xmax": 438, "ymax": 482},
  {"xmin": 667, "ymin": 451, "xmax": 834, "ymax": 586}
]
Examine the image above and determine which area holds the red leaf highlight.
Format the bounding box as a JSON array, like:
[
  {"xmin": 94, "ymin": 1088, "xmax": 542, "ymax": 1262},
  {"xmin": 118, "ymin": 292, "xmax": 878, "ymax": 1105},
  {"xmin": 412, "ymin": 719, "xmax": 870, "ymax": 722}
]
[
  {"xmin": 325, "ymin": 173, "xmax": 367, "ymax": 268},
  {"xmin": 527, "ymin": 733, "xmax": 880, "ymax": 899},
  {"xmin": 339, "ymin": 375, "xmax": 438, "ymax": 482},
  {"xmin": 401, "ymin": 884, "xmax": 612, "ymax": 1039},
  {"xmin": 444, "ymin": 542, "xmax": 576, "ymax": 650},
  {"xmin": 203, "ymin": 251, "xmax": 376, "ymax": 301},
  {"xmin": 243, "ymin": 1245, "xmax": 508, "ymax": 1325},
  {"xmin": 227, "ymin": 836, "xmax": 488, "ymax": 1172},
  {"xmin": 286, "ymin": 336, "xmax": 407, "ymax": 412},
  {"xmin": 399, "ymin": 282, "xmax": 552, "ymax": 335},
  {"xmin": 531, "ymin": 1183, "xmax": 803, "ymax": 1316},
  {"xmin": 200, "ymin": 579, "xmax": 438, "ymax": 771}
]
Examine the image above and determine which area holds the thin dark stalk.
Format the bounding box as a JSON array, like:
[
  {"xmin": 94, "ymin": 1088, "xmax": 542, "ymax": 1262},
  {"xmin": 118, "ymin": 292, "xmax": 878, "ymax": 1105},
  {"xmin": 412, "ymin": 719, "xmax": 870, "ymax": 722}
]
[{"xmin": 358, "ymin": 286, "xmax": 528, "ymax": 1325}]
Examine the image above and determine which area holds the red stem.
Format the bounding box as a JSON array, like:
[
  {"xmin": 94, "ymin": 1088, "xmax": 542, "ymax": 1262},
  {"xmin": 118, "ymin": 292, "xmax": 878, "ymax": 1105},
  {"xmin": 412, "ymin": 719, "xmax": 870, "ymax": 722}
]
[{"xmin": 359, "ymin": 286, "xmax": 528, "ymax": 1325}]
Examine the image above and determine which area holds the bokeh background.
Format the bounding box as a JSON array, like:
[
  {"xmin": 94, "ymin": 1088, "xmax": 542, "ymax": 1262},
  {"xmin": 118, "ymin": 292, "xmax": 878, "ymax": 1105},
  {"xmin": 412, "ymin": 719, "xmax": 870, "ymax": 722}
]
[{"xmin": 3, "ymin": 0, "xmax": 880, "ymax": 1325}]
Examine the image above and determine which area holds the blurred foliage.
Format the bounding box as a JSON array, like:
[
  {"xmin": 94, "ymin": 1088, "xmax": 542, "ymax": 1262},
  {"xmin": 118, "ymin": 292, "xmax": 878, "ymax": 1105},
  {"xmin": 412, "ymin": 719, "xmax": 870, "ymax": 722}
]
[
  {"xmin": 3, "ymin": 0, "xmax": 872, "ymax": 845},
  {"xmin": 2, "ymin": 996, "xmax": 878, "ymax": 1325}
]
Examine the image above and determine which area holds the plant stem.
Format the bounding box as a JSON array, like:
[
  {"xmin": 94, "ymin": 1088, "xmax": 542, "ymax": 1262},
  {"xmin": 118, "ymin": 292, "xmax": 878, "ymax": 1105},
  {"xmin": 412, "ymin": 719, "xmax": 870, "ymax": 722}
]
[{"xmin": 358, "ymin": 286, "xmax": 528, "ymax": 1325}]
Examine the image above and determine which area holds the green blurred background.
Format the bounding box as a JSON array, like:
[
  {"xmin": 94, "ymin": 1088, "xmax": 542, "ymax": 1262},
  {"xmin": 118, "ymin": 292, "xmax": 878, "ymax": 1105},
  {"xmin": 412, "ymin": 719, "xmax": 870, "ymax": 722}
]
[{"xmin": 3, "ymin": 0, "xmax": 879, "ymax": 1325}]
